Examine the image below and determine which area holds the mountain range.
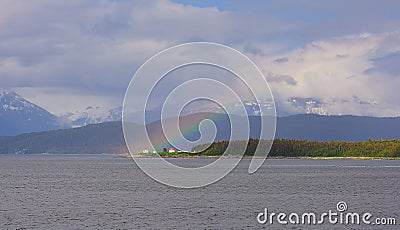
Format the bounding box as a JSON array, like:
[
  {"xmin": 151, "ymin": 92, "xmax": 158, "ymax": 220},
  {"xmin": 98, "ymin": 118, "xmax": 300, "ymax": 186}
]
[
  {"xmin": 59, "ymin": 106, "xmax": 122, "ymax": 128},
  {"xmin": 1, "ymin": 90, "xmax": 399, "ymax": 154},
  {"xmin": 0, "ymin": 91, "xmax": 65, "ymax": 136},
  {"xmin": 0, "ymin": 90, "xmax": 271, "ymax": 136},
  {"xmin": 0, "ymin": 91, "xmax": 122, "ymax": 136},
  {"xmin": 0, "ymin": 112, "xmax": 399, "ymax": 154}
]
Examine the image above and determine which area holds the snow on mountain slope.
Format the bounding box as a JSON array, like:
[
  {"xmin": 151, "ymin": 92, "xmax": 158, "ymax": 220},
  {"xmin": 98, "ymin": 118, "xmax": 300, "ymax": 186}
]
[
  {"xmin": 1, "ymin": 91, "xmax": 39, "ymax": 112},
  {"xmin": 289, "ymin": 97, "xmax": 330, "ymax": 116},
  {"xmin": 0, "ymin": 90, "xmax": 66, "ymax": 136},
  {"xmin": 60, "ymin": 106, "xmax": 122, "ymax": 127}
]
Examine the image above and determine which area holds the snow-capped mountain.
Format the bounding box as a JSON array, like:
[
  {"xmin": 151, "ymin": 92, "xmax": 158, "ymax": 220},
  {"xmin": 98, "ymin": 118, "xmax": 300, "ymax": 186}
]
[
  {"xmin": 60, "ymin": 106, "xmax": 122, "ymax": 127},
  {"xmin": 289, "ymin": 97, "xmax": 330, "ymax": 116},
  {"xmin": 0, "ymin": 90, "xmax": 65, "ymax": 136},
  {"xmin": 171, "ymin": 99, "xmax": 275, "ymax": 117},
  {"xmin": 0, "ymin": 90, "xmax": 335, "ymax": 137},
  {"xmin": 0, "ymin": 90, "xmax": 122, "ymax": 135}
]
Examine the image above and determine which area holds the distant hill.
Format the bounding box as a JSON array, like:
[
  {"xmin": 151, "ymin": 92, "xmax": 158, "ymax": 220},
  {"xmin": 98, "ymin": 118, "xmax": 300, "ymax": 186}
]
[
  {"xmin": 0, "ymin": 113, "xmax": 399, "ymax": 154},
  {"xmin": 147, "ymin": 113, "xmax": 400, "ymax": 145},
  {"xmin": 275, "ymin": 114, "xmax": 400, "ymax": 141},
  {"xmin": 0, "ymin": 122, "xmax": 130, "ymax": 154}
]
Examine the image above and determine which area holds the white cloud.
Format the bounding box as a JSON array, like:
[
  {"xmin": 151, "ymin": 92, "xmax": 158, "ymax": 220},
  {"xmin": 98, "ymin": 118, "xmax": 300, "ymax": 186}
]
[
  {"xmin": 0, "ymin": 0, "xmax": 399, "ymax": 116},
  {"xmin": 253, "ymin": 32, "xmax": 400, "ymax": 116},
  {"xmin": 0, "ymin": 0, "xmax": 290, "ymax": 113}
]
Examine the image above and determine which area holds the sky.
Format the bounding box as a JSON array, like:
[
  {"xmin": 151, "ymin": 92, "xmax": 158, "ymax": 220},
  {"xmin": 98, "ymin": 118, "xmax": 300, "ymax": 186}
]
[{"xmin": 1, "ymin": 0, "xmax": 400, "ymax": 116}]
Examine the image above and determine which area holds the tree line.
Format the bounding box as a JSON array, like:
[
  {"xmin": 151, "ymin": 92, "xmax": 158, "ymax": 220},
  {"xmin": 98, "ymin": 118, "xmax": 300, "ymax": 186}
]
[{"xmin": 191, "ymin": 139, "xmax": 400, "ymax": 157}]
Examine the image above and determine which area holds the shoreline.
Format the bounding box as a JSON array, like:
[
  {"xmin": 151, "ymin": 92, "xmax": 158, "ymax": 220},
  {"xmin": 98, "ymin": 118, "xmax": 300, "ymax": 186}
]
[{"xmin": 117, "ymin": 154, "xmax": 400, "ymax": 160}]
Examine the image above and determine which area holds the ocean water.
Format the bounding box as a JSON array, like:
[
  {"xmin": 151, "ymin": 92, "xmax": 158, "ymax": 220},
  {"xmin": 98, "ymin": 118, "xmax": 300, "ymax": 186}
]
[{"xmin": 0, "ymin": 154, "xmax": 399, "ymax": 229}]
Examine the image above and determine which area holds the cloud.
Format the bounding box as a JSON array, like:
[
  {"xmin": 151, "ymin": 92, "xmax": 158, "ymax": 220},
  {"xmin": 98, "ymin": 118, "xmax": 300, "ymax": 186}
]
[
  {"xmin": 365, "ymin": 51, "xmax": 400, "ymax": 77},
  {"xmin": 267, "ymin": 74, "xmax": 297, "ymax": 86},
  {"xmin": 273, "ymin": 57, "xmax": 289, "ymax": 63},
  {"xmin": 0, "ymin": 0, "xmax": 399, "ymax": 117},
  {"xmin": 0, "ymin": 0, "xmax": 292, "ymax": 113},
  {"xmin": 254, "ymin": 32, "xmax": 400, "ymax": 116}
]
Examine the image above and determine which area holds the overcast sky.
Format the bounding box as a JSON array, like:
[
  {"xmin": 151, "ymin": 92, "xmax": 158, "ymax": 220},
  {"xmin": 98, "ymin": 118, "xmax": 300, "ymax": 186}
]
[{"xmin": 1, "ymin": 0, "xmax": 399, "ymax": 116}]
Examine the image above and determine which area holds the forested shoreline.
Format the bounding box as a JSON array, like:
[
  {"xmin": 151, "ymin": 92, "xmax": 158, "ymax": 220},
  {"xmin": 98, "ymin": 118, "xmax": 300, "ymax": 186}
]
[{"xmin": 191, "ymin": 139, "xmax": 400, "ymax": 158}]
